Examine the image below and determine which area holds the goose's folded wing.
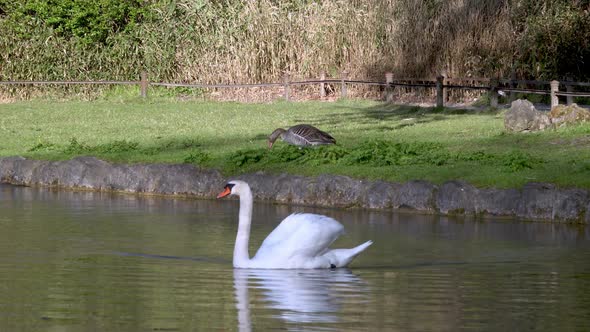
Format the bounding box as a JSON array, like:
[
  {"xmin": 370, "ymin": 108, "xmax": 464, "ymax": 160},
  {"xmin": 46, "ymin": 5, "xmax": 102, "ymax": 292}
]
[
  {"xmin": 289, "ymin": 125, "xmax": 335, "ymax": 145},
  {"xmin": 311, "ymin": 129, "xmax": 336, "ymax": 144}
]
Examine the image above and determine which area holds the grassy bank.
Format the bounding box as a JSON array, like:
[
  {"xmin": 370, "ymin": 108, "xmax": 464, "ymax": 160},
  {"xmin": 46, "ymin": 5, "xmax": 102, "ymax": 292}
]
[{"xmin": 1, "ymin": 97, "xmax": 589, "ymax": 189}]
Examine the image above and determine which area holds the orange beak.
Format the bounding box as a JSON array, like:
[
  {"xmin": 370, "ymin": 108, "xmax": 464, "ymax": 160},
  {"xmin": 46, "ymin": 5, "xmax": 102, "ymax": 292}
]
[
  {"xmin": 217, "ymin": 187, "xmax": 231, "ymax": 198},
  {"xmin": 268, "ymin": 141, "xmax": 274, "ymax": 149}
]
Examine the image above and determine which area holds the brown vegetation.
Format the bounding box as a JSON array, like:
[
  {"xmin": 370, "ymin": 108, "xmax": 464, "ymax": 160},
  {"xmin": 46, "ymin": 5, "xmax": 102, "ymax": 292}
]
[{"xmin": 0, "ymin": 0, "xmax": 588, "ymax": 100}]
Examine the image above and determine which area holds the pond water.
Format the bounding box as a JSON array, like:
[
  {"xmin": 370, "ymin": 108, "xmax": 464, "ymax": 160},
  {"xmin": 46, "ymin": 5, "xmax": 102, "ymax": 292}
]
[{"xmin": 0, "ymin": 184, "xmax": 589, "ymax": 331}]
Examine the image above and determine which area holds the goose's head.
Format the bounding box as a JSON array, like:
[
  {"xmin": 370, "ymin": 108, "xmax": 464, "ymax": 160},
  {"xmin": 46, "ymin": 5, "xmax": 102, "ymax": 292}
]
[
  {"xmin": 268, "ymin": 128, "xmax": 286, "ymax": 149},
  {"xmin": 217, "ymin": 180, "xmax": 250, "ymax": 198}
]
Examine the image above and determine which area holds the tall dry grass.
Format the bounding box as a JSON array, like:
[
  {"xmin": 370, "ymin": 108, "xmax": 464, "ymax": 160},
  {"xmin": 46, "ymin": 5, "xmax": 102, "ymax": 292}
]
[
  {"xmin": 166, "ymin": 0, "xmax": 515, "ymax": 83},
  {"xmin": 0, "ymin": 0, "xmax": 587, "ymax": 100}
]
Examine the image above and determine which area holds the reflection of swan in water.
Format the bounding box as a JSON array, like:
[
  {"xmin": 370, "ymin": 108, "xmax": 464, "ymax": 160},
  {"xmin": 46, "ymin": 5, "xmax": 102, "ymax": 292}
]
[{"xmin": 234, "ymin": 268, "xmax": 368, "ymax": 331}]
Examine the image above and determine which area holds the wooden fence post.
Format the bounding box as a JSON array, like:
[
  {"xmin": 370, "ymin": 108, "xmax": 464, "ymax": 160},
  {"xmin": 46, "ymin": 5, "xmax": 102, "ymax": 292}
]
[
  {"xmin": 436, "ymin": 75, "xmax": 444, "ymax": 108},
  {"xmin": 566, "ymin": 76, "xmax": 573, "ymax": 106},
  {"xmin": 283, "ymin": 73, "xmax": 290, "ymax": 101},
  {"xmin": 489, "ymin": 78, "xmax": 499, "ymax": 108},
  {"xmin": 442, "ymin": 72, "xmax": 448, "ymax": 103},
  {"xmin": 320, "ymin": 71, "xmax": 326, "ymax": 99},
  {"xmin": 385, "ymin": 72, "xmax": 394, "ymax": 102},
  {"xmin": 550, "ymin": 80, "xmax": 559, "ymax": 108},
  {"xmin": 140, "ymin": 71, "xmax": 148, "ymax": 98},
  {"xmin": 341, "ymin": 70, "xmax": 348, "ymax": 99}
]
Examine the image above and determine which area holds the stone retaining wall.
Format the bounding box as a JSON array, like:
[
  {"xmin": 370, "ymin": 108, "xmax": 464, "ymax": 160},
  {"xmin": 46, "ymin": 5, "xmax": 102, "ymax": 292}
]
[{"xmin": 0, "ymin": 156, "xmax": 588, "ymax": 223}]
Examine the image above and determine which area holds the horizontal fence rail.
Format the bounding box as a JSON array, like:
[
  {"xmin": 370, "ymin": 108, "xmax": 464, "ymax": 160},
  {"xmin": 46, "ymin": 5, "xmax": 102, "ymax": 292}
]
[
  {"xmin": 388, "ymin": 82, "xmax": 436, "ymax": 88},
  {"xmin": 1, "ymin": 71, "xmax": 588, "ymax": 108},
  {"xmin": 500, "ymin": 88, "xmax": 551, "ymax": 95},
  {"xmin": 556, "ymin": 91, "xmax": 590, "ymax": 97},
  {"xmin": 444, "ymin": 84, "xmax": 489, "ymax": 90},
  {"xmin": 151, "ymin": 82, "xmax": 284, "ymax": 88}
]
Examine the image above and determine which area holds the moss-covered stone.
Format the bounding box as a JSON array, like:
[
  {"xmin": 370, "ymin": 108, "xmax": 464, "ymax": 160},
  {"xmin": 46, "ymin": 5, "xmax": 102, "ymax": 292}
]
[{"xmin": 549, "ymin": 104, "xmax": 590, "ymax": 127}]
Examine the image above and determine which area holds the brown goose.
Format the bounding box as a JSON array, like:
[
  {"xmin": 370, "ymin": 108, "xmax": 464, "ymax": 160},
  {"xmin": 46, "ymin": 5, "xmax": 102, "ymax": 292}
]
[{"xmin": 268, "ymin": 124, "xmax": 336, "ymax": 149}]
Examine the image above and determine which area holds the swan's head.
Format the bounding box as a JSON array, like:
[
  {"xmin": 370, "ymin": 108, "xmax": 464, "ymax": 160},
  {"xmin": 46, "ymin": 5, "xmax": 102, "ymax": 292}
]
[
  {"xmin": 216, "ymin": 180, "xmax": 250, "ymax": 198},
  {"xmin": 268, "ymin": 128, "xmax": 286, "ymax": 149}
]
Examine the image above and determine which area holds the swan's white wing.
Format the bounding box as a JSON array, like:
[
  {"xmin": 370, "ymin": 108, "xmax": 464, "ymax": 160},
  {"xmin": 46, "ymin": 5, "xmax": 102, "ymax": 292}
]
[{"xmin": 253, "ymin": 213, "xmax": 344, "ymax": 262}]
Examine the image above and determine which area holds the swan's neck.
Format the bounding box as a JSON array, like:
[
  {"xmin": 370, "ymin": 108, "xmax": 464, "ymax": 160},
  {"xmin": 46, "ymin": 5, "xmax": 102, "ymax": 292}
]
[{"xmin": 234, "ymin": 189, "xmax": 253, "ymax": 267}]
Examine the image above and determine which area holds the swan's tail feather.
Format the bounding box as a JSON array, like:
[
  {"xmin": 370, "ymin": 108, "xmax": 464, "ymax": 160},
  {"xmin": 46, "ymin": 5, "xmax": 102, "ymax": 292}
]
[
  {"xmin": 328, "ymin": 240, "xmax": 373, "ymax": 268},
  {"xmin": 351, "ymin": 240, "xmax": 373, "ymax": 257}
]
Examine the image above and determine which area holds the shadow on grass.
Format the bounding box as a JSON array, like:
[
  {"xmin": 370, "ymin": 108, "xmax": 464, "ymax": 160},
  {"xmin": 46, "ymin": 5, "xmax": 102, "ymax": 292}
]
[
  {"xmin": 23, "ymin": 133, "xmax": 272, "ymax": 167},
  {"xmin": 294, "ymin": 103, "xmax": 500, "ymax": 131},
  {"xmin": 27, "ymin": 137, "xmax": 197, "ymax": 160}
]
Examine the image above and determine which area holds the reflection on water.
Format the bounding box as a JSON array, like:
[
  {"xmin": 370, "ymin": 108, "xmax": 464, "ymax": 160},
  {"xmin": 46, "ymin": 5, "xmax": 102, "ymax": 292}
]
[
  {"xmin": 1, "ymin": 184, "xmax": 590, "ymax": 331},
  {"xmin": 234, "ymin": 268, "xmax": 368, "ymax": 331}
]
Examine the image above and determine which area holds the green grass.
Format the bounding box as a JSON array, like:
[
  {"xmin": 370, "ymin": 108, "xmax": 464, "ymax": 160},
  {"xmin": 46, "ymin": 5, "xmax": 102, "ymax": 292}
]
[{"xmin": 1, "ymin": 96, "xmax": 589, "ymax": 189}]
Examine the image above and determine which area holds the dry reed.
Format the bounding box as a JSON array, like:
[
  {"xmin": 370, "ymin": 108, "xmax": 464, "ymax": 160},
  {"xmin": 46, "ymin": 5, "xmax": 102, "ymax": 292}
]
[{"xmin": 1, "ymin": 0, "xmax": 587, "ymax": 101}]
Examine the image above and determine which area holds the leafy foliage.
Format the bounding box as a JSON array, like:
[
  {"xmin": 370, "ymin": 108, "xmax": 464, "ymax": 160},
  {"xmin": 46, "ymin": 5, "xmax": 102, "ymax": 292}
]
[
  {"xmin": 5, "ymin": 0, "xmax": 148, "ymax": 44},
  {"xmin": 95, "ymin": 140, "xmax": 139, "ymax": 153},
  {"xmin": 342, "ymin": 140, "xmax": 449, "ymax": 166},
  {"xmin": 225, "ymin": 139, "xmax": 547, "ymax": 175},
  {"xmin": 297, "ymin": 146, "xmax": 350, "ymax": 166},
  {"xmin": 268, "ymin": 145, "xmax": 306, "ymax": 163},
  {"xmin": 228, "ymin": 149, "xmax": 266, "ymax": 168},
  {"xmin": 63, "ymin": 137, "xmax": 90, "ymax": 154},
  {"xmin": 63, "ymin": 138, "xmax": 139, "ymax": 154},
  {"xmin": 502, "ymin": 151, "xmax": 542, "ymax": 172},
  {"xmin": 516, "ymin": 1, "xmax": 590, "ymax": 79},
  {"xmin": 227, "ymin": 140, "xmax": 448, "ymax": 168},
  {"xmin": 183, "ymin": 150, "xmax": 211, "ymax": 165},
  {"xmin": 455, "ymin": 150, "xmax": 497, "ymax": 162},
  {"xmin": 27, "ymin": 140, "xmax": 56, "ymax": 152}
]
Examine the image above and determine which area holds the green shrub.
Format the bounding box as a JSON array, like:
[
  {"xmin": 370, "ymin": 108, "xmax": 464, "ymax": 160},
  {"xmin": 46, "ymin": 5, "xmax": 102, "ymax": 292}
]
[
  {"xmin": 297, "ymin": 145, "xmax": 349, "ymax": 166},
  {"xmin": 95, "ymin": 140, "xmax": 139, "ymax": 153},
  {"xmin": 516, "ymin": 1, "xmax": 590, "ymax": 80},
  {"xmin": 27, "ymin": 140, "xmax": 56, "ymax": 152},
  {"xmin": 228, "ymin": 149, "xmax": 266, "ymax": 168},
  {"xmin": 456, "ymin": 150, "xmax": 496, "ymax": 162},
  {"xmin": 62, "ymin": 138, "xmax": 139, "ymax": 154},
  {"xmin": 63, "ymin": 137, "xmax": 90, "ymax": 154},
  {"xmin": 183, "ymin": 150, "xmax": 211, "ymax": 165},
  {"xmin": 5, "ymin": 0, "xmax": 148, "ymax": 45},
  {"xmin": 268, "ymin": 145, "xmax": 306, "ymax": 163},
  {"xmin": 502, "ymin": 150, "xmax": 543, "ymax": 172},
  {"xmin": 342, "ymin": 140, "xmax": 448, "ymax": 167}
]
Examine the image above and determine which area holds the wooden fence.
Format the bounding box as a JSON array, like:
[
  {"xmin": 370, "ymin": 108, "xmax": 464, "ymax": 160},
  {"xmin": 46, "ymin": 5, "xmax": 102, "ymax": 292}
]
[{"xmin": 2, "ymin": 71, "xmax": 590, "ymax": 108}]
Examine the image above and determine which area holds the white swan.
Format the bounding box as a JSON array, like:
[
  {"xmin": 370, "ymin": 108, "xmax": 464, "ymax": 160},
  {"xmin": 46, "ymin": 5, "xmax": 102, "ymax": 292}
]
[{"xmin": 217, "ymin": 180, "xmax": 373, "ymax": 269}]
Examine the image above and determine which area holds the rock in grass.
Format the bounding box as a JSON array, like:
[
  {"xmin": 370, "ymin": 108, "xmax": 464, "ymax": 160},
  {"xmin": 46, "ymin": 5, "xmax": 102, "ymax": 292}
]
[{"xmin": 504, "ymin": 99, "xmax": 551, "ymax": 132}]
